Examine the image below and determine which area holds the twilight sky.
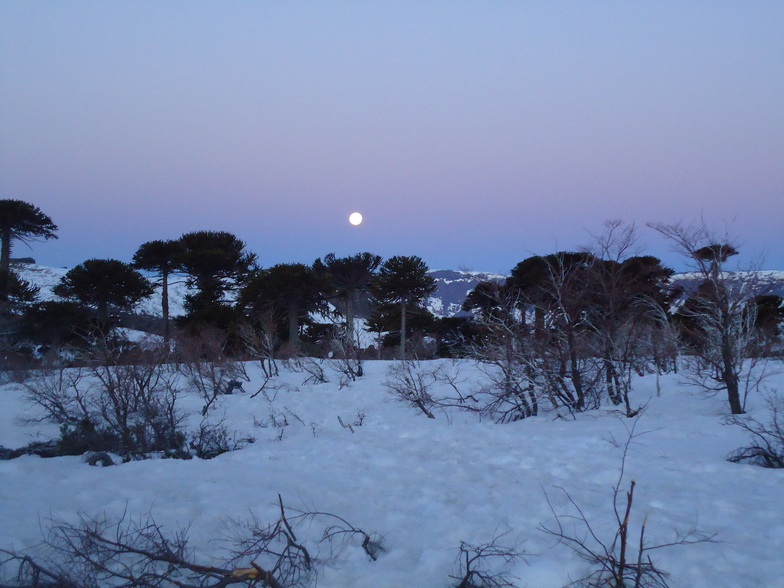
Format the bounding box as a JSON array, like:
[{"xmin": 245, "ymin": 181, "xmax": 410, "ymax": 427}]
[{"xmin": 1, "ymin": 2, "xmax": 782, "ymax": 274}]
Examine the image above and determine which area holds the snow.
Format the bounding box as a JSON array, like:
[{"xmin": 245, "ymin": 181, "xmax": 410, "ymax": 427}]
[{"xmin": 2, "ymin": 360, "xmax": 784, "ymax": 587}]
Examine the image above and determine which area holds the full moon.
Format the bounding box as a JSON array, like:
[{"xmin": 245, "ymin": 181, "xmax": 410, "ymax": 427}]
[{"xmin": 349, "ymin": 212, "xmax": 363, "ymax": 226}]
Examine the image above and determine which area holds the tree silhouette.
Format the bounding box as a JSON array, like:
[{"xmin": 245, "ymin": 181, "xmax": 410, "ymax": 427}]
[
  {"xmin": 53, "ymin": 259, "xmax": 154, "ymax": 330},
  {"xmin": 240, "ymin": 263, "xmax": 328, "ymax": 348},
  {"xmin": 133, "ymin": 239, "xmax": 185, "ymax": 346},
  {"xmin": 314, "ymin": 252, "xmax": 382, "ymax": 344},
  {"xmin": 177, "ymin": 231, "xmax": 256, "ymax": 331},
  {"xmin": 371, "ymin": 255, "xmax": 436, "ymax": 358},
  {"xmin": 0, "ymin": 199, "xmax": 57, "ymax": 302}
]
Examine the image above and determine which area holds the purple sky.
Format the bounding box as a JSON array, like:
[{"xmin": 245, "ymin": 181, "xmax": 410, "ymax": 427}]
[{"xmin": 1, "ymin": 2, "xmax": 782, "ymax": 274}]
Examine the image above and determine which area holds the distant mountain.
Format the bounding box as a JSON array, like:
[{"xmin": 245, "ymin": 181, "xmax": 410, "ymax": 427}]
[
  {"xmin": 425, "ymin": 270, "xmax": 505, "ymax": 317},
  {"xmin": 671, "ymin": 270, "xmax": 784, "ymax": 298}
]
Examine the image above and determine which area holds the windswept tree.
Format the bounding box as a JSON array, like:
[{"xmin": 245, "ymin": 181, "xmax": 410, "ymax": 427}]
[
  {"xmin": 0, "ymin": 199, "xmax": 57, "ymax": 303},
  {"xmin": 314, "ymin": 252, "xmax": 382, "ymax": 344},
  {"xmin": 177, "ymin": 231, "xmax": 257, "ymax": 331},
  {"xmin": 240, "ymin": 263, "xmax": 329, "ymax": 349},
  {"xmin": 371, "ymin": 255, "xmax": 436, "ymax": 358},
  {"xmin": 0, "ymin": 199, "xmax": 58, "ymax": 273},
  {"xmin": 133, "ymin": 239, "xmax": 185, "ymax": 346},
  {"xmin": 53, "ymin": 259, "xmax": 154, "ymax": 331}
]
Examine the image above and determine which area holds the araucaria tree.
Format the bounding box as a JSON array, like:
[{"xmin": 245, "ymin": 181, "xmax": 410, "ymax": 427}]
[
  {"xmin": 239, "ymin": 262, "xmax": 328, "ymax": 349},
  {"xmin": 0, "ymin": 199, "xmax": 58, "ymax": 273},
  {"xmin": 0, "ymin": 199, "xmax": 57, "ymax": 304},
  {"xmin": 371, "ymin": 255, "xmax": 436, "ymax": 358},
  {"xmin": 651, "ymin": 221, "xmax": 758, "ymax": 414},
  {"xmin": 53, "ymin": 259, "xmax": 154, "ymax": 331},
  {"xmin": 177, "ymin": 231, "xmax": 257, "ymax": 330},
  {"xmin": 314, "ymin": 252, "xmax": 382, "ymax": 344},
  {"xmin": 133, "ymin": 239, "xmax": 185, "ymax": 346}
]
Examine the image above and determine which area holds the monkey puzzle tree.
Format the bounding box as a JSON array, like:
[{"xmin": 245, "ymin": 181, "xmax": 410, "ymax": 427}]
[
  {"xmin": 53, "ymin": 259, "xmax": 154, "ymax": 331},
  {"xmin": 176, "ymin": 231, "xmax": 257, "ymax": 331},
  {"xmin": 370, "ymin": 255, "xmax": 436, "ymax": 358},
  {"xmin": 0, "ymin": 199, "xmax": 58, "ymax": 273},
  {"xmin": 313, "ymin": 252, "xmax": 382, "ymax": 344},
  {"xmin": 0, "ymin": 199, "xmax": 58, "ymax": 302},
  {"xmin": 133, "ymin": 239, "xmax": 185, "ymax": 346},
  {"xmin": 239, "ymin": 263, "xmax": 329, "ymax": 349}
]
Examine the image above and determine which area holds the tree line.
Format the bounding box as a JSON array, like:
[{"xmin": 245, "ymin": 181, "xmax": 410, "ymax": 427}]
[{"xmin": 1, "ymin": 200, "xmax": 783, "ymax": 416}]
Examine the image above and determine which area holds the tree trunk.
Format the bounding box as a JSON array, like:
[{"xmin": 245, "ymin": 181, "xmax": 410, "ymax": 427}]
[
  {"xmin": 0, "ymin": 228, "xmax": 10, "ymax": 303},
  {"xmin": 345, "ymin": 293, "xmax": 355, "ymax": 346},
  {"xmin": 399, "ymin": 300, "xmax": 407, "ymax": 359},
  {"xmin": 162, "ymin": 271, "xmax": 170, "ymax": 348},
  {"xmin": 0, "ymin": 228, "xmax": 11, "ymax": 274},
  {"xmin": 722, "ymin": 335, "xmax": 743, "ymax": 414},
  {"xmin": 287, "ymin": 303, "xmax": 299, "ymax": 348}
]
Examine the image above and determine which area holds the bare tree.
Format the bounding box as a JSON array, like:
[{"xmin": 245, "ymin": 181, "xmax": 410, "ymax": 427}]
[{"xmin": 650, "ymin": 220, "xmax": 764, "ymax": 414}]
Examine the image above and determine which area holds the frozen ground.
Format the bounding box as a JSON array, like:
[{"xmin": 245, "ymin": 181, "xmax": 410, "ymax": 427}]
[{"xmin": 1, "ymin": 359, "xmax": 783, "ymax": 587}]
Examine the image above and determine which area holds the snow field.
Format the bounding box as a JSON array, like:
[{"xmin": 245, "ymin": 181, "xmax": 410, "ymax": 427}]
[{"xmin": 1, "ymin": 359, "xmax": 783, "ymax": 587}]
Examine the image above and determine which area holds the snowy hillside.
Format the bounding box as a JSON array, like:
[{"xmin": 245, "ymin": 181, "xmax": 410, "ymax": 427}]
[{"xmin": 1, "ymin": 361, "xmax": 783, "ymax": 587}]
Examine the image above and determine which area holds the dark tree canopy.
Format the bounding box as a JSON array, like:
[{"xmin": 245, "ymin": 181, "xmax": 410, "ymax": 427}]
[
  {"xmin": 0, "ymin": 200, "xmax": 57, "ymax": 304},
  {"xmin": 20, "ymin": 300, "xmax": 93, "ymax": 349},
  {"xmin": 133, "ymin": 239, "xmax": 186, "ymax": 345},
  {"xmin": 240, "ymin": 263, "xmax": 329, "ymax": 346},
  {"xmin": 314, "ymin": 252, "xmax": 382, "ymax": 341},
  {"xmin": 53, "ymin": 259, "xmax": 154, "ymax": 328},
  {"xmin": 0, "ymin": 199, "xmax": 58, "ymax": 273},
  {"xmin": 178, "ymin": 231, "xmax": 256, "ymax": 312},
  {"xmin": 371, "ymin": 255, "xmax": 436, "ymax": 357}
]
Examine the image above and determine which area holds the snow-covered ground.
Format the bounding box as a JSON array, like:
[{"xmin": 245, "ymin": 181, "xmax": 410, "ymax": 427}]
[{"xmin": 1, "ymin": 360, "xmax": 783, "ymax": 587}]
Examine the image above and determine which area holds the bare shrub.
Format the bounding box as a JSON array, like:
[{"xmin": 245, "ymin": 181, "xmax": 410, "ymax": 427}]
[
  {"xmin": 383, "ymin": 359, "xmax": 438, "ymax": 419},
  {"xmin": 23, "ymin": 365, "xmax": 89, "ymax": 424},
  {"xmin": 177, "ymin": 330, "xmax": 249, "ymax": 416},
  {"xmin": 190, "ymin": 417, "xmax": 255, "ymax": 460},
  {"xmin": 239, "ymin": 316, "xmax": 279, "ymax": 378},
  {"xmin": 450, "ymin": 531, "xmax": 527, "ymax": 588},
  {"xmin": 22, "ymin": 349, "xmax": 187, "ymax": 458},
  {"xmin": 328, "ymin": 335, "xmax": 364, "ymax": 385},
  {"xmin": 0, "ymin": 496, "xmax": 381, "ymax": 588},
  {"xmin": 286, "ymin": 356, "xmax": 327, "ymax": 385},
  {"xmin": 540, "ymin": 421, "xmax": 715, "ymax": 587},
  {"xmin": 728, "ymin": 391, "xmax": 784, "ymax": 468}
]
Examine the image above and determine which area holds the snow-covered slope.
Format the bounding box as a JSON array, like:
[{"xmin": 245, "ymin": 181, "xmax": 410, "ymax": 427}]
[{"xmin": 1, "ymin": 361, "xmax": 783, "ymax": 587}]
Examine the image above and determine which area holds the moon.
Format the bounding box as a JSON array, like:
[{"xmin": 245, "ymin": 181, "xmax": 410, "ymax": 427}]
[{"xmin": 349, "ymin": 212, "xmax": 363, "ymax": 226}]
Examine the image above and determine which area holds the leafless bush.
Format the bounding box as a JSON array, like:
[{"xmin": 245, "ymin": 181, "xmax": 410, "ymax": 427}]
[
  {"xmin": 728, "ymin": 391, "xmax": 784, "ymax": 468},
  {"xmin": 225, "ymin": 495, "xmax": 384, "ymax": 585},
  {"xmin": 0, "ymin": 497, "xmax": 381, "ymax": 588},
  {"xmin": 190, "ymin": 417, "xmax": 255, "ymax": 460},
  {"xmin": 238, "ymin": 317, "xmax": 279, "ymax": 378},
  {"xmin": 449, "ymin": 531, "xmax": 527, "ymax": 588},
  {"xmin": 540, "ymin": 421, "xmax": 715, "ymax": 587},
  {"xmin": 177, "ymin": 331, "xmax": 249, "ymax": 416},
  {"xmin": 23, "ymin": 366, "xmax": 89, "ymax": 424},
  {"xmin": 328, "ymin": 341, "xmax": 364, "ymax": 386},
  {"xmin": 22, "ymin": 352, "xmax": 187, "ymax": 458},
  {"xmin": 383, "ymin": 360, "xmax": 438, "ymax": 419},
  {"xmin": 286, "ymin": 356, "xmax": 327, "ymax": 385},
  {"xmin": 252, "ymin": 390, "xmax": 306, "ymax": 442}
]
